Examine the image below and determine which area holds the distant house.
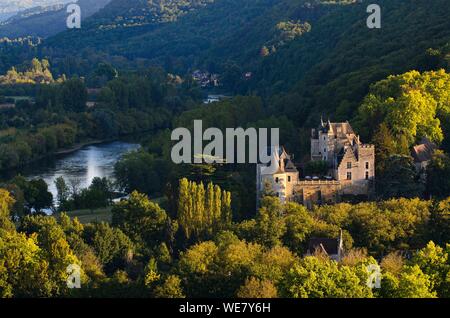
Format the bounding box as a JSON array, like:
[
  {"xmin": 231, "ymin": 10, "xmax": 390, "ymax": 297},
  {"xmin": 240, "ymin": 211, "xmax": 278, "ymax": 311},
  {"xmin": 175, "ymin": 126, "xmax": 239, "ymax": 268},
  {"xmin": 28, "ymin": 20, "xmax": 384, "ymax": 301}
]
[
  {"xmin": 305, "ymin": 231, "xmax": 344, "ymax": 262},
  {"xmin": 192, "ymin": 70, "xmax": 220, "ymax": 88},
  {"xmin": 411, "ymin": 138, "xmax": 437, "ymax": 171},
  {"xmin": 0, "ymin": 103, "xmax": 15, "ymax": 109}
]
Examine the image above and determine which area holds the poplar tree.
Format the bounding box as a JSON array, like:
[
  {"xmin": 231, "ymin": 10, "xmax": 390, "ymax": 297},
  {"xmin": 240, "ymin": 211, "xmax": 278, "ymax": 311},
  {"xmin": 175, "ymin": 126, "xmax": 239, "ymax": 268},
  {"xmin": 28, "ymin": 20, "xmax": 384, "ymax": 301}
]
[
  {"xmin": 206, "ymin": 182, "xmax": 215, "ymax": 233},
  {"xmin": 221, "ymin": 190, "xmax": 232, "ymax": 227},
  {"xmin": 195, "ymin": 182, "xmax": 206, "ymax": 237},
  {"xmin": 213, "ymin": 185, "xmax": 222, "ymax": 231},
  {"xmin": 178, "ymin": 178, "xmax": 190, "ymax": 239}
]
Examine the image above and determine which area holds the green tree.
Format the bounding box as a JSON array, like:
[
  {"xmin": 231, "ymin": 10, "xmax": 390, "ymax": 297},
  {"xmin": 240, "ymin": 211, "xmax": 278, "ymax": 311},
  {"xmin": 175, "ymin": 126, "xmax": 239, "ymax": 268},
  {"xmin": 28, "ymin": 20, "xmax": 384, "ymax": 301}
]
[
  {"xmin": 177, "ymin": 179, "xmax": 232, "ymax": 241},
  {"xmin": 0, "ymin": 189, "xmax": 15, "ymax": 232},
  {"xmin": 279, "ymin": 256, "xmax": 373, "ymax": 298},
  {"xmin": 376, "ymin": 155, "xmax": 424, "ymax": 199},
  {"xmin": 144, "ymin": 258, "xmax": 160, "ymax": 288},
  {"xmin": 19, "ymin": 214, "xmax": 82, "ymax": 296},
  {"xmin": 255, "ymin": 196, "xmax": 286, "ymax": 247},
  {"xmin": 83, "ymin": 222, "xmax": 133, "ymax": 273},
  {"xmin": 356, "ymin": 70, "xmax": 450, "ymax": 145},
  {"xmin": 426, "ymin": 198, "xmax": 450, "ymax": 245},
  {"xmin": 55, "ymin": 177, "xmax": 70, "ymax": 209},
  {"xmin": 0, "ymin": 230, "xmax": 53, "ymax": 297},
  {"xmin": 381, "ymin": 265, "xmax": 437, "ymax": 298},
  {"xmin": 372, "ymin": 123, "xmax": 399, "ymax": 174},
  {"xmin": 411, "ymin": 241, "xmax": 450, "ymax": 297},
  {"xmin": 112, "ymin": 191, "xmax": 169, "ymax": 253},
  {"xmin": 236, "ymin": 277, "xmax": 278, "ymax": 298},
  {"xmin": 426, "ymin": 151, "xmax": 450, "ymax": 198},
  {"xmin": 154, "ymin": 275, "xmax": 185, "ymax": 298},
  {"xmin": 282, "ymin": 202, "xmax": 314, "ymax": 254},
  {"xmin": 60, "ymin": 77, "xmax": 87, "ymax": 112}
]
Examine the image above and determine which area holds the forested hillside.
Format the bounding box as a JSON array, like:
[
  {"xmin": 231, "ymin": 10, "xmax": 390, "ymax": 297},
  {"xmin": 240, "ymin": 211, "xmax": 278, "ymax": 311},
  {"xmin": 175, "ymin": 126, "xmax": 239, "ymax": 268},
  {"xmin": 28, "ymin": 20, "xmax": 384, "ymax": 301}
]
[
  {"xmin": 40, "ymin": 0, "xmax": 449, "ymax": 109},
  {"xmin": 2, "ymin": 0, "xmax": 449, "ymax": 168},
  {"xmin": 41, "ymin": 0, "xmax": 355, "ymax": 76},
  {"xmin": 259, "ymin": 0, "xmax": 450, "ymax": 129},
  {"xmin": 43, "ymin": 0, "xmax": 281, "ymax": 75}
]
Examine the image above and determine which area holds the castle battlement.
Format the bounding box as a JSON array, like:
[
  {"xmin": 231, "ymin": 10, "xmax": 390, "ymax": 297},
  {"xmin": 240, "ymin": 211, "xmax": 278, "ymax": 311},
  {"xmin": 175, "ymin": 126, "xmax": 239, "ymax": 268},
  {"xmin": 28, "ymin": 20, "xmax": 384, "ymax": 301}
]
[{"xmin": 296, "ymin": 180, "xmax": 340, "ymax": 186}]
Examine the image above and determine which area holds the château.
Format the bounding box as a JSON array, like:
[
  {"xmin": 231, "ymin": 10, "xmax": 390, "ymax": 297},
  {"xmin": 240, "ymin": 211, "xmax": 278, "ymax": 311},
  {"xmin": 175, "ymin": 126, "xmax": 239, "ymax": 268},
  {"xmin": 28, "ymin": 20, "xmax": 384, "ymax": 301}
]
[{"xmin": 257, "ymin": 120, "xmax": 375, "ymax": 208}]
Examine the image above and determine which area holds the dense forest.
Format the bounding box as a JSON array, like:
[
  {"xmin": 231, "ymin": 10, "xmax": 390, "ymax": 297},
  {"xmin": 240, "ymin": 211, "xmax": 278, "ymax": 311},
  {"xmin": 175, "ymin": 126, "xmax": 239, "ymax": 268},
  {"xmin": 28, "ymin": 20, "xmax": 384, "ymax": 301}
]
[
  {"xmin": 1, "ymin": 183, "xmax": 449, "ymax": 298},
  {"xmin": 0, "ymin": 0, "xmax": 450, "ymax": 299},
  {"xmin": 0, "ymin": 62, "xmax": 201, "ymax": 170}
]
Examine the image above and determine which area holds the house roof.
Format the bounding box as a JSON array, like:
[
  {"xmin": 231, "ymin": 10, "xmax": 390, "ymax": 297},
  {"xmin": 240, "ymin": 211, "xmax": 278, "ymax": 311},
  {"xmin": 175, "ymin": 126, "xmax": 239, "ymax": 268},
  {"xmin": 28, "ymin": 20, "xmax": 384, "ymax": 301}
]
[
  {"xmin": 336, "ymin": 146, "xmax": 357, "ymax": 168},
  {"xmin": 308, "ymin": 238, "xmax": 339, "ymax": 255},
  {"xmin": 320, "ymin": 121, "xmax": 355, "ymax": 136},
  {"xmin": 261, "ymin": 146, "xmax": 299, "ymax": 175},
  {"xmin": 411, "ymin": 138, "xmax": 437, "ymax": 163},
  {"xmin": 285, "ymin": 160, "xmax": 298, "ymax": 172}
]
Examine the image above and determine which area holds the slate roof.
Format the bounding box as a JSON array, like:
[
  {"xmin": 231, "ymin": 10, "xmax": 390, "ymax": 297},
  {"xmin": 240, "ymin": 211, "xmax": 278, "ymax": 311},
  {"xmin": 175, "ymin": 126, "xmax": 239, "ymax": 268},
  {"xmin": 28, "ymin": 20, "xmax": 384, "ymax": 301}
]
[
  {"xmin": 411, "ymin": 138, "xmax": 437, "ymax": 163},
  {"xmin": 307, "ymin": 238, "xmax": 339, "ymax": 255},
  {"xmin": 320, "ymin": 121, "xmax": 355, "ymax": 136},
  {"xmin": 336, "ymin": 146, "xmax": 357, "ymax": 168}
]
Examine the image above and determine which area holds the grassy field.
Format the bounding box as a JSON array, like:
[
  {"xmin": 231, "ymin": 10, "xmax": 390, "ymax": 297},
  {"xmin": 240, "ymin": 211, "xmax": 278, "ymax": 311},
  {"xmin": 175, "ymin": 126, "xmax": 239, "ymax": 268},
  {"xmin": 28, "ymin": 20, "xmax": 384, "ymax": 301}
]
[
  {"xmin": 67, "ymin": 207, "xmax": 112, "ymax": 224},
  {"xmin": 66, "ymin": 197, "xmax": 165, "ymax": 224}
]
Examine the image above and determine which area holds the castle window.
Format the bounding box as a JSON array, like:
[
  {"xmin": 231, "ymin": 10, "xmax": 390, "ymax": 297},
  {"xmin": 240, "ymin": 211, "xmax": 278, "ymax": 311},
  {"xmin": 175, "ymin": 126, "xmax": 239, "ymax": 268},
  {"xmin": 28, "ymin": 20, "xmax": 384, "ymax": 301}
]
[
  {"xmin": 288, "ymin": 176, "xmax": 291, "ymax": 182},
  {"xmin": 366, "ymin": 162, "xmax": 369, "ymax": 169},
  {"xmin": 365, "ymin": 171, "xmax": 369, "ymax": 180},
  {"xmin": 324, "ymin": 148, "xmax": 326, "ymax": 153},
  {"xmin": 275, "ymin": 177, "xmax": 279, "ymax": 183},
  {"xmin": 347, "ymin": 162, "xmax": 352, "ymax": 169},
  {"xmin": 347, "ymin": 172, "xmax": 352, "ymax": 180}
]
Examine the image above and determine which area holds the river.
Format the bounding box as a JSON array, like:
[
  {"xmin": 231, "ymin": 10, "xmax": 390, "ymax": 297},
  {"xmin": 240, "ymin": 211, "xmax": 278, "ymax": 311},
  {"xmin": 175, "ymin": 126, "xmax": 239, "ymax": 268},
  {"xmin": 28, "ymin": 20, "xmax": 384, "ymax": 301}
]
[{"xmin": 20, "ymin": 141, "xmax": 140, "ymax": 202}]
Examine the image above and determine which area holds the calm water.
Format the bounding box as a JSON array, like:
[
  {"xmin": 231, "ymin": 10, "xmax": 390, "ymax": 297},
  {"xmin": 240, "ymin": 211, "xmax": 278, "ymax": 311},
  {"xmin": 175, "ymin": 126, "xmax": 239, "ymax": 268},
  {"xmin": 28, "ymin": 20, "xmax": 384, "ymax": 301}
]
[{"xmin": 21, "ymin": 141, "xmax": 140, "ymax": 202}]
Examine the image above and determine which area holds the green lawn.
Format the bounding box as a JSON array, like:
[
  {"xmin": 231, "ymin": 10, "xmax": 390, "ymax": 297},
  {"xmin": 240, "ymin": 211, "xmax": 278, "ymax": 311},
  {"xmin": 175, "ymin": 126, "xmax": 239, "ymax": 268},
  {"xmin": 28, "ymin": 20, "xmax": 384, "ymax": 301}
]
[
  {"xmin": 65, "ymin": 197, "xmax": 165, "ymax": 224},
  {"xmin": 66, "ymin": 207, "xmax": 112, "ymax": 224}
]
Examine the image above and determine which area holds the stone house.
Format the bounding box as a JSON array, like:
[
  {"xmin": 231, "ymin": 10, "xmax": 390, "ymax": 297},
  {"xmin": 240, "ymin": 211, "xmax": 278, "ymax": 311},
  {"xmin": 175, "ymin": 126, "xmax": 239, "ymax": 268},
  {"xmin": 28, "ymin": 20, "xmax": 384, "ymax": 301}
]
[
  {"xmin": 305, "ymin": 231, "xmax": 344, "ymax": 262},
  {"xmin": 411, "ymin": 137, "xmax": 437, "ymax": 172}
]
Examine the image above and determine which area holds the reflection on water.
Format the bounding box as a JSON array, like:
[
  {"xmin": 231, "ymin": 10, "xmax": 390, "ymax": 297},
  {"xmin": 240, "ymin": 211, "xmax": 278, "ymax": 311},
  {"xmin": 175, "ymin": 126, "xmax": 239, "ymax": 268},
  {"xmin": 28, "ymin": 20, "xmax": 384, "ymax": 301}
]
[{"xmin": 22, "ymin": 141, "xmax": 140, "ymax": 202}]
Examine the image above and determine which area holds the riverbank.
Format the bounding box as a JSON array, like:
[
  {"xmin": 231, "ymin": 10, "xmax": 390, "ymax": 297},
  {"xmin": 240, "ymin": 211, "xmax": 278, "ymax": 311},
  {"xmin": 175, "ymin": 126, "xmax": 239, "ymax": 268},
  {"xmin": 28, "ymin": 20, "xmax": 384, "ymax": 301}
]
[
  {"xmin": 0, "ymin": 132, "xmax": 147, "ymax": 175},
  {"xmin": 0, "ymin": 138, "xmax": 114, "ymax": 177},
  {"xmin": 54, "ymin": 138, "xmax": 113, "ymax": 156}
]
